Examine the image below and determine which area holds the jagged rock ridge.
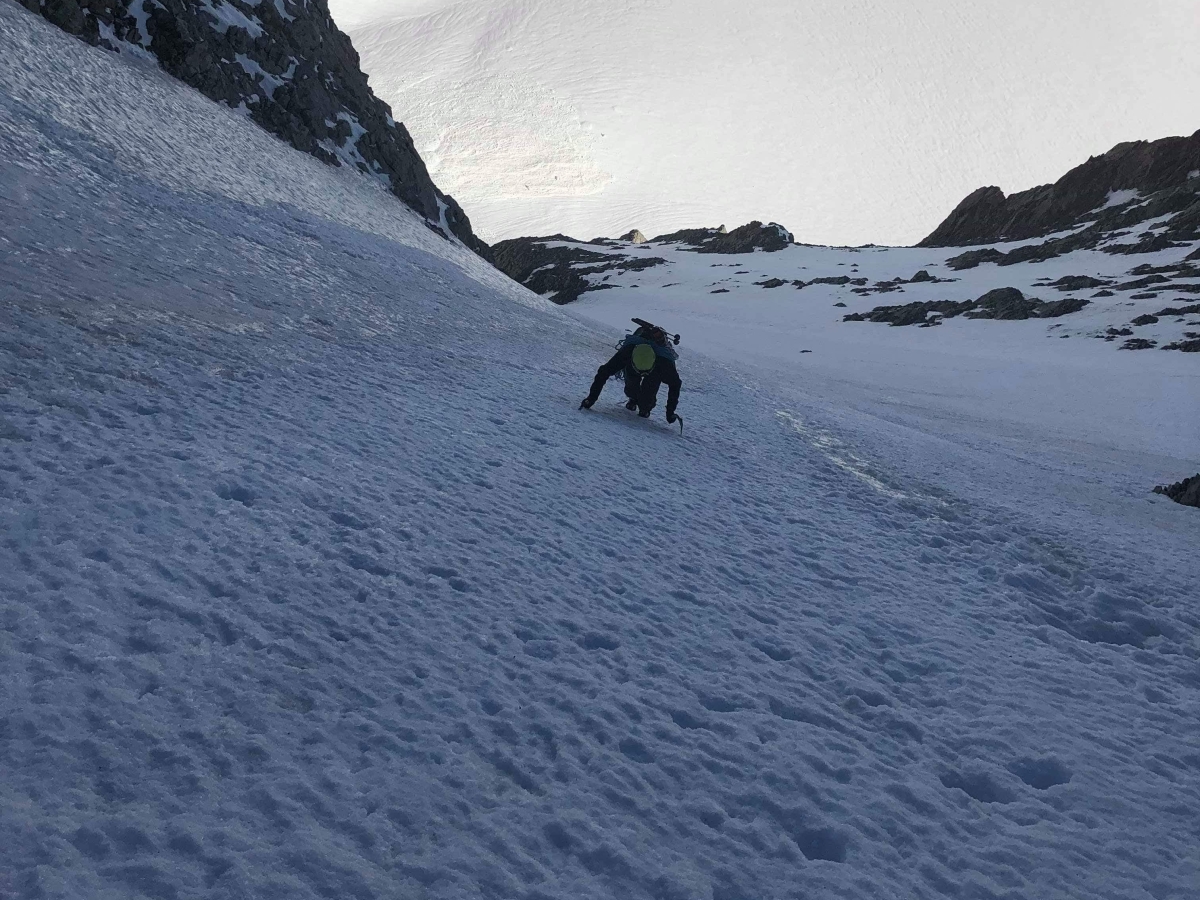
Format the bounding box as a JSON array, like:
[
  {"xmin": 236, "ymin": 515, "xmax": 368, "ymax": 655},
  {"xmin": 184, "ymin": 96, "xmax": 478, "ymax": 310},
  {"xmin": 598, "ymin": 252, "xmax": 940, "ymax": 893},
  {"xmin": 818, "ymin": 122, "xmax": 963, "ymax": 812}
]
[
  {"xmin": 494, "ymin": 221, "xmax": 793, "ymax": 303},
  {"xmin": 922, "ymin": 130, "xmax": 1200, "ymax": 248},
  {"xmin": 20, "ymin": 0, "xmax": 489, "ymax": 256}
]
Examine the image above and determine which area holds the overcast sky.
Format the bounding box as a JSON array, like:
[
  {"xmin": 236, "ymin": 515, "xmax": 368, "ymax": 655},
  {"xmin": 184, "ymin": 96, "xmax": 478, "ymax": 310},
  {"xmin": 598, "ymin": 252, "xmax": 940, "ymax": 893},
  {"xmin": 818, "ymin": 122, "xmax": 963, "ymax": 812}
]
[{"xmin": 329, "ymin": 0, "xmax": 1200, "ymax": 246}]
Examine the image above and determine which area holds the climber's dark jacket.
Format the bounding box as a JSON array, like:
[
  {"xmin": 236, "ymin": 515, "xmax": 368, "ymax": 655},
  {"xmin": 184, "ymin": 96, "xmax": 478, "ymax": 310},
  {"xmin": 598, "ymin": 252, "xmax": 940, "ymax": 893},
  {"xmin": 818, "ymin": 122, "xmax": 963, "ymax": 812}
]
[{"xmin": 583, "ymin": 333, "xmax": 681, "ymax": 417}]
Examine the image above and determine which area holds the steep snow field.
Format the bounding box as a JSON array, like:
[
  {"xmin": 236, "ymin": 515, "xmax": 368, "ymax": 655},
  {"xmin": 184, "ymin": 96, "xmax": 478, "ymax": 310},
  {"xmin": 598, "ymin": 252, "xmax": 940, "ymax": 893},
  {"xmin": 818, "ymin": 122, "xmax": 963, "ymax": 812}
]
[
  {"xmin": 3, "ymin": 5, "xmax": 1200, "ymax": 900},
  {"xmin": 328, "ymin": 0, "xmax": 1200, "ymax": 246}
]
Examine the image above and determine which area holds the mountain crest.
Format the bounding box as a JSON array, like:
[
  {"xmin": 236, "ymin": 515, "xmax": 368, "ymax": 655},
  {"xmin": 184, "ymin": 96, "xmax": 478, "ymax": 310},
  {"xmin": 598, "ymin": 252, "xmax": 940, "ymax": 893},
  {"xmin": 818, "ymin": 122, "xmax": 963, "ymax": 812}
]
[{"xmin": 921, "ymin": 130, "xmax": 1200, "ymax": 247}]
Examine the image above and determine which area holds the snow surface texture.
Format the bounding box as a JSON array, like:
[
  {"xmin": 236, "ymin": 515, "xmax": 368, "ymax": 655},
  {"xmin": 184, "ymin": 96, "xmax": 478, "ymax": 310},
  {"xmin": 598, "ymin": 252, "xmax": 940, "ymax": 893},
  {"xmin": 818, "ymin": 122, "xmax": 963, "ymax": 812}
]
[
  {"xmin": 3, "ymin": 5, "xmax": 1200, "ymax": 900},
  {"xmin": 327, "ymin": 0, "xmax": 1200, "ymax": 246}
]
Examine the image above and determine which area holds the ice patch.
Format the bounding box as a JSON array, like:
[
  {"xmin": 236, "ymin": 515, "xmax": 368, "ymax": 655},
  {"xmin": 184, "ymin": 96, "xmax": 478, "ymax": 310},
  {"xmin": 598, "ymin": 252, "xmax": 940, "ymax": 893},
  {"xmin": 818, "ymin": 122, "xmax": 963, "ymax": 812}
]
[
  {"xmin": 99, "ymin": 0, "xmax": 157, "ymax": 59},
  {"xmin": 1102, "ymin": 188, "xmax": 1140, "ymax": 209},
  {"xmin": 235, "ymin": 54, "xmax": 282, "ymax": 99},
  {"xmin": 435, "ymin": 195, "xmax": 452, "ymax": 239},
  {"xmin": 198, "ymin": 0, "xmax": 264, "ymax": 37},
  {"xmin": 777, "ymin": 411, "xmax": 911, "ymax": 501}
]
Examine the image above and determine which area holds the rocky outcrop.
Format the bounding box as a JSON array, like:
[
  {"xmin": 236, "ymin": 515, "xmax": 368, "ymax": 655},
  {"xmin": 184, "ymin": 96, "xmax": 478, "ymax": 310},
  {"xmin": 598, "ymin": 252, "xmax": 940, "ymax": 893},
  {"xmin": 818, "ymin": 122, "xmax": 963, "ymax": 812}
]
[
  {"xmin": 1154, "ymin": 474, "xmax": 1200, "ymax": 508},
  {"xmin": 847, "ymin": 269, "xmax": 956, "ymax": 297},
  {"xmin": 921, "ymin": 130, "xmax": 1200, "ymax": 248},
  {"xmin": 1050, "ymin": 275, "xmax": 1110, "ymax": 291},
  {"xmin": 620, "ymin": 229, "xmax": 647, "ymax": 244},
  {"xmin": 844, "ymin": 288, "xmax": 1088, "ymax": 327},
  {"xmin": 646, "ymin": 221, "xmax": 794, "ymax": 253},
  {"xmin": 1162, "ymin": 338, "xmax": 1200, "ymax": 352},
  {"xmin": 652, "ymin": 225, "xmax": 727, "ymax": 245},
  {"xmin": 491, "ymin": 236, "xmax": 665, "ymax": 304},
  {"xmin": 19, "ymin": 0, "xmax": 489, "ymax": 257},
  {"xmin": 694, "ymin": 221, "xmax": 793, "ymax": 254}
]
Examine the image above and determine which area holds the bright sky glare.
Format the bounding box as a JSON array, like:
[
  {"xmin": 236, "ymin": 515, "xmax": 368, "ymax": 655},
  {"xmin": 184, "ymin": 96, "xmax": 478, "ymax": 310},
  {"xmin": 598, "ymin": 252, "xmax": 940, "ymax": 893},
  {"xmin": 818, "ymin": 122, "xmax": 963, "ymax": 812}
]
[{"xmin": 329, "ymin": 0, "xmax": 1200, "ymax": 246}]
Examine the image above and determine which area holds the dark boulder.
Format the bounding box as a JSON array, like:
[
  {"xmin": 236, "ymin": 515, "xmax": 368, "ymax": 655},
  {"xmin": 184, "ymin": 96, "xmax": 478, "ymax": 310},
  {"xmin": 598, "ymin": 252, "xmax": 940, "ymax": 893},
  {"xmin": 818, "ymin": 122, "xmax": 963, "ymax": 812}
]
[
  {"xmin": 694, "ymin": 221, "xmax": 794, "ymax": 254},
  {"xmin": 1116, "ymin": 274, "xmax": 1171, "ymax": 290},
  {"xmin": 946, "ymin": 248, "xmax": 1005, "ymax": 270},
  {"xmin": 651, "ymin": 226, "xmax": 726, "ymax": 245},
  {"xmin": 1051, "ymin": 275, "xmax": 1109, "ymax": 291},
  {"xmin": 1155, "ymin": 304, "xmax": 1200, "ymax": 317},
  {"xmin": 843, "ymin": 300, "xmax": 973, "ymax": 327},
  {"xmin": 1154, "ymin": 475, "xmax": 1200, "ymax": 508},
  {"xmin": 646, "ymin": 221, "xmax": 790, "ymax": 253},
  {"xmin": 1036, "ymin": 297, "xmax": 1090, "ymax": 318},
  {"xmin": 1131, "ymin": 315, "xmax": 1159, "ymax": 326},
  {"xmin": 845, "ymin": 288, "xmax": 1087, "ymax": 327},
  {"xmin": 965, "ymin": 288, "xmax": 1038, "ymax": 320}
]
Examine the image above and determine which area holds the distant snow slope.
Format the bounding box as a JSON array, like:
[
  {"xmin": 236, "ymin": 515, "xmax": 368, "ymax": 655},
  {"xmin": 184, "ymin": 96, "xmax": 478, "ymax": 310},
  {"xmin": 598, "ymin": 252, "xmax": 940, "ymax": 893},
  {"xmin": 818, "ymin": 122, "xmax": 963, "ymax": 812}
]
[
  {"xmin": 328, "ymin": 0, "xmax": 1200, "ymax": 246},
  {"xmin": 3, "ymin": 4, "xmax": 1200, "ymax": 900}
]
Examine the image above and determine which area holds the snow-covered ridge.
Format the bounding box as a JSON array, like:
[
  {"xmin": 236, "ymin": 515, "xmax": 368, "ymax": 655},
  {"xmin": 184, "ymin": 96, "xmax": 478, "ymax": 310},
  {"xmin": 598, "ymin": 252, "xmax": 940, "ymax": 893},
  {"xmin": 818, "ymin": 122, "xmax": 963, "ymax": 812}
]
[{"xmin": 13, "ymin": 0, "xmax": 488, "ymax": 253}]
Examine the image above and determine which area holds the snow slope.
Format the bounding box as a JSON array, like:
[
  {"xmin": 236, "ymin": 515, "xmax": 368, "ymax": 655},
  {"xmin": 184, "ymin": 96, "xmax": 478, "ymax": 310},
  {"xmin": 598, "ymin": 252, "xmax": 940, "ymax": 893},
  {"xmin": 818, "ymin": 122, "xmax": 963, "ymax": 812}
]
[
  {"xmin": 3, "ymin": 5, "xmax": 1200, "ymax": 900},
  {"xmin": 328, "ymin": 0, "xmax": 1200, "ymax": 246}
]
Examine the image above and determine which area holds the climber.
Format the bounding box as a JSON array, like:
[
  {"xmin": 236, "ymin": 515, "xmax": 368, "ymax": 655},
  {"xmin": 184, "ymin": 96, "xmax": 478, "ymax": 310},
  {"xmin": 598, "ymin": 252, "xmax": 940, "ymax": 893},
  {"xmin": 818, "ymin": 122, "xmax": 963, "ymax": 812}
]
[{"xmin": 579, "ymin": 318, "xmax": 682, "ymax": 426}]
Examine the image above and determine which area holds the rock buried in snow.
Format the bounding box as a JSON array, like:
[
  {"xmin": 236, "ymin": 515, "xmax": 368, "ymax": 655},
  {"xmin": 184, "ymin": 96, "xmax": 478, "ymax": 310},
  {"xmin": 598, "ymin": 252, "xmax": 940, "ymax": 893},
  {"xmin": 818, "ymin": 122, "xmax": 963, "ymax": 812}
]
[
  {"xmin": 1156, "ymin": 303, "xmax": 1200, "ymax": 317},
  {"xmin": 620, "ymin": 229, "xmax": 647, "ymax": 243},
  {"xmin": 1162, "ymin": 338, "xmax": 1200, "ymax": 352},
  {"xmin": 691, "ymin": 221, "xmax": 794, "ymax": 254},
  {"xmin": 843, "ymin": 288, "xmax": 1088, "ymax": 327},
  {"xmin": 945, "ymin": 248, "xmax": 1005, "ymax": 270},
  {"xmin": 1154, "ymin": 474, "xmax": 1200, "ymax": 508},
  {"xmin": 1051, "ymin": 275, "xmax": 1110, "ymax": 291},
  {"xmin": 964, "ymin": 287, "xmax": 1039, "ymax": 319}
]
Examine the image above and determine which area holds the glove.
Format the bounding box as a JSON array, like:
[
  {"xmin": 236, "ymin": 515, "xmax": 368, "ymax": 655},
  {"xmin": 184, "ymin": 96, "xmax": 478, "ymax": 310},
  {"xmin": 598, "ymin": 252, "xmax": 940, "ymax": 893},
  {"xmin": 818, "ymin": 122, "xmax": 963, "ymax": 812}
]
[{"xmin": 666, "ymin": 411, "xmax": 678, "ymax": 424}]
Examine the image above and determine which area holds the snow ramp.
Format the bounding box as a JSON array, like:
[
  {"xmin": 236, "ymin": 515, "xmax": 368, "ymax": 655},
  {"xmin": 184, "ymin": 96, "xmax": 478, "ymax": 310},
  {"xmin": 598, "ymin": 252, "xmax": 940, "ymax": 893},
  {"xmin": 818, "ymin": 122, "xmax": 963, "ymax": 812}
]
[{"xmin": 2, "ymin": 5, "xmax": 1198, "ymax": 899}]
